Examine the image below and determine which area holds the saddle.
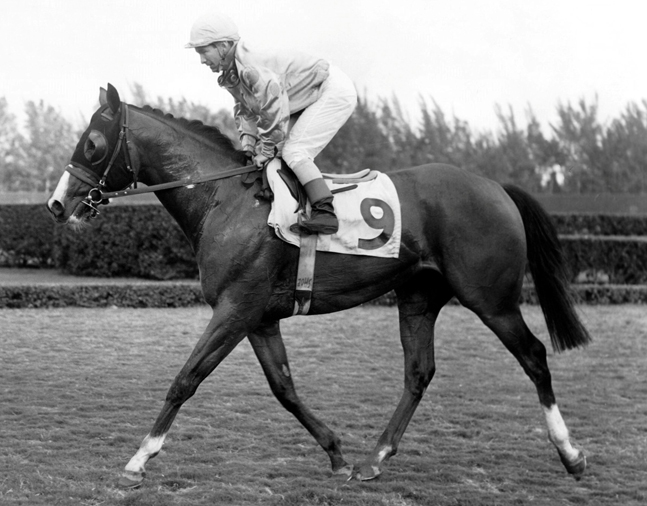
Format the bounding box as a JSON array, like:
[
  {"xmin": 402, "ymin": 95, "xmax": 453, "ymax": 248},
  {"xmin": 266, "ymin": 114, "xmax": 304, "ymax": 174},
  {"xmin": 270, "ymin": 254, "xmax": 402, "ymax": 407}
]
[
  {"xmin": 259, "ymin": 159, "xmax": 402, "ymax": 316},
  {"xmin": 247, "ymin": 159, "xmax": 378, "ymax": 211}
]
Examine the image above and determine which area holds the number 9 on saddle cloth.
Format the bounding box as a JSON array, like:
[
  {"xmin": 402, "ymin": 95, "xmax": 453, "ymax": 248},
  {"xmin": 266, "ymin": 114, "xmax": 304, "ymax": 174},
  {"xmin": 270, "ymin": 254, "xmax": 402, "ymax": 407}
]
[{"xmin": 265, "ymin": 160, "xmax": 402, "ymax": 258}]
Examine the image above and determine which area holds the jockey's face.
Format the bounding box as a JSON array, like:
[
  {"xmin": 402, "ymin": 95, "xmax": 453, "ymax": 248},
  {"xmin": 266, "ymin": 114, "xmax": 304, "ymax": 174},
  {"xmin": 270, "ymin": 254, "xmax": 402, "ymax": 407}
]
[{"xmin": 195, "ymin": 43, "xmax": 227, "ymax": 73}]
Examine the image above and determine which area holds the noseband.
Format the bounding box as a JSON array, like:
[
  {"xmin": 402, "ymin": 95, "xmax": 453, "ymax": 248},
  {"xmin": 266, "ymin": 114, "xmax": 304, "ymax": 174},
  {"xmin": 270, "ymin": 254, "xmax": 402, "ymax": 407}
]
[{"xmin": 65, "ymin": 102, "xmax": 257, "ymax": 218}]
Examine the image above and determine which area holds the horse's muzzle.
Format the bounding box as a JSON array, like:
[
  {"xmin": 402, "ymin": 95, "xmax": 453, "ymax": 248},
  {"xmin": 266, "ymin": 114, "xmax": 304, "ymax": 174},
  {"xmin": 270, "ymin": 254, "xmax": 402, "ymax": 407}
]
[{"xmin": 46, "ymin": 197, "xmax": 67, "ymax": 223}]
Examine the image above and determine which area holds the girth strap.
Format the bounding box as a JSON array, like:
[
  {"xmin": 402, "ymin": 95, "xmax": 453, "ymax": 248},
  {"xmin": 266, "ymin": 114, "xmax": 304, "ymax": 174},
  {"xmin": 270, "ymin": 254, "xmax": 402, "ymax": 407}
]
[{"xmin": 293, "ymin": 232, "xmax": 318, "ymax": 315}]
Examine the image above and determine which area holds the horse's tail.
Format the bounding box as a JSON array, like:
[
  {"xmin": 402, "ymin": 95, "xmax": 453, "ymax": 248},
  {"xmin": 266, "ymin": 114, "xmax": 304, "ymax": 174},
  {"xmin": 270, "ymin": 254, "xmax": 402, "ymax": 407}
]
[{"xmin": 503, "ymin": 184, "xmax": 591, "ymax": 352}]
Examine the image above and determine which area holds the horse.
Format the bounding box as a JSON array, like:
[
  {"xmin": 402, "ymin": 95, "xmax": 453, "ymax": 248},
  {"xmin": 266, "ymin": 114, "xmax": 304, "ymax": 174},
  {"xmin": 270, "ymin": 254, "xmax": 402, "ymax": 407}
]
[{"xmin": 47, "ymin": 84, "xmax": 590, "ymax": 488}]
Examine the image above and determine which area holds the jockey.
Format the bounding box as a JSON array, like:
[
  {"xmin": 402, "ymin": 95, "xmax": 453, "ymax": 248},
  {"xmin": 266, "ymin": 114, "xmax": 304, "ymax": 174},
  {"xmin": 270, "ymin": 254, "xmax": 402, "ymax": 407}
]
[{"xmin": 186, "ymin": 12, "xmax": 357, "ymax": 235}]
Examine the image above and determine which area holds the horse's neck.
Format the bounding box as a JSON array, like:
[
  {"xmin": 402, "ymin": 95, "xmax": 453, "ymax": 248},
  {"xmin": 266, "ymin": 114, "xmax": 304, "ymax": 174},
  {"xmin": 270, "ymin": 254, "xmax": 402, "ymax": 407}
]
[{"xmin": 133, "ymin": 111, "xmax": 248, "ymax": 249}]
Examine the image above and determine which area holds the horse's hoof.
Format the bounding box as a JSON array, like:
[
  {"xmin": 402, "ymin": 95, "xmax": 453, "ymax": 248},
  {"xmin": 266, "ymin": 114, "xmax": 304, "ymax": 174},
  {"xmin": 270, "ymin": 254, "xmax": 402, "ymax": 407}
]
[
  {"xmin": 331, "ymin": 464, "xmax": 354, "ymax": 480},
  {"xmin": 118, "ymin": 471, "xmax": 145, "ymax": 489},
  {"xmin": 568, "ymin": 453, "xmax": 587, "ymax": 481},
  {"xmin": 560, "ymin": 450, "xmax": 587, "ymax": 481},
  {"xmin": 355, "ymin": 464, "xmax": 382, "ymax": 481}
]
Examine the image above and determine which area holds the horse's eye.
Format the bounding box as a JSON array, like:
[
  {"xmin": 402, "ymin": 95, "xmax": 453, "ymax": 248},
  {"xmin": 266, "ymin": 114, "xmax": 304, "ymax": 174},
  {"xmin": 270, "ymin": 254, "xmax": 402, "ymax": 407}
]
[{"xmin": 84, "ymin": 130, "xmax": 108, "ymax": 165}]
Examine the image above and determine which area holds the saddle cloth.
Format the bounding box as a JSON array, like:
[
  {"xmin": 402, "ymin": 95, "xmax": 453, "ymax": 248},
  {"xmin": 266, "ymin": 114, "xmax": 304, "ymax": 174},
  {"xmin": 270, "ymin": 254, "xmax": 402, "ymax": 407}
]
[{"xmin": 266, "ymin": 162, "xmax": 402, "ymax": 259}]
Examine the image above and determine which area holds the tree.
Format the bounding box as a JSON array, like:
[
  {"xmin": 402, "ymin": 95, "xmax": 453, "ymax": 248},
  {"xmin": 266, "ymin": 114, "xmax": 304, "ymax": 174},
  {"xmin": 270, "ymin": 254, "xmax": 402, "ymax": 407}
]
[
  {"xmin": 552, "ymin": 97, "xmax": 607, "ymax": 193},
  {"xmin": 602, "ymin": 101, "xmax": 647, "ymax": 193},
  {"xmin": 416, "ymin": 97, "xmax": 479, "ymax": 170},
  {"xmin": 378, "ymin": 95, "xmax": 419, "ymax": 168},
  {"xmin": 3, "ymin": 83, "xmax": 646, "ymax": 195},
  {"xmin": 0, "ymin": 98, "xmax": 28, "ymax": 191},
  {"xmin": 20, "ymin": 101, "xmax": 77, "ymax": 192},
  {"xmin": 490, "ymin": 105, "xmax": 543, "ymax": 191}
]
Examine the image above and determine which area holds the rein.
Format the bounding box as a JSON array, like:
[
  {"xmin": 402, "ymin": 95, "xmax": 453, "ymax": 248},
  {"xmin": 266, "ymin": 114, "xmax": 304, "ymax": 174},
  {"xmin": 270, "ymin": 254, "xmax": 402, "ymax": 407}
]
[
  {"xmin": 99, "ymin": 164, "xmax": 259, "ymax": 200},
  {"xmin": 66, "ymin": 102, "xmax": 258, "ymax": 215}
]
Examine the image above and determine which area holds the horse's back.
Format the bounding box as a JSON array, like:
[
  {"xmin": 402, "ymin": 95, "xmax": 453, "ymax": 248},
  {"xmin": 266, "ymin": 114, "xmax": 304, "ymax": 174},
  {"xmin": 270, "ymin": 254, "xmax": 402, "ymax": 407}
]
[
  {"xmin": 391, "ymin": 162, "xmax": 515, "ymax": 208},
  {"xmin": 391, "ymin": 163, "xmax": 524, "ymax": 238}
]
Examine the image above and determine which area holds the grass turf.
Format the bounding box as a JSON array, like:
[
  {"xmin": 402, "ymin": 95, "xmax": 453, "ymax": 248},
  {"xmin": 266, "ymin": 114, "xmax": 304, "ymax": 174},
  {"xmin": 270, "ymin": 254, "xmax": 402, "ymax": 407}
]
[{"xmin": 0, "ymin": 304, "xmax": 645, "ymax": 505}]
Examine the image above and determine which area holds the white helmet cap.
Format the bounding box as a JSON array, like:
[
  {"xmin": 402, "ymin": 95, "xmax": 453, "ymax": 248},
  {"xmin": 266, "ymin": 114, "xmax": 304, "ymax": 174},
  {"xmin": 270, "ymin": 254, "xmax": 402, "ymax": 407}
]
[{"xmin": 185, "ymin": 12, "xmax": 240, "ymax": 48}]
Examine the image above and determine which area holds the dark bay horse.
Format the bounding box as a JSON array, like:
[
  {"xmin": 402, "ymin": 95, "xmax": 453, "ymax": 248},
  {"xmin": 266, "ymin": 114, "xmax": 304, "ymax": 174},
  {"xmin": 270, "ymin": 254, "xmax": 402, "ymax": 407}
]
[{"xmin": 47, "ymin": 84, "xmax": 590, "ymax": 488}]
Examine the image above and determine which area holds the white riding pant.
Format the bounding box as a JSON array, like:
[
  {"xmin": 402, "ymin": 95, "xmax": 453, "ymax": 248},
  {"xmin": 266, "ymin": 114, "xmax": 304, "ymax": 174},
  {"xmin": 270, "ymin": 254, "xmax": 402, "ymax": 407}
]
[{"xmin": 281, "ymin": 64, "xmax": 357, "ymax": 185}]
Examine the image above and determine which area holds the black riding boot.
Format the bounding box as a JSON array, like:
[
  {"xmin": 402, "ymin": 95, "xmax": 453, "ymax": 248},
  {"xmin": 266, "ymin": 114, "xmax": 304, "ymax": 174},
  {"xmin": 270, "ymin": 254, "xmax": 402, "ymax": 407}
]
[
  {"xmin": 289, "ymin": 175, "xmax": 339, "ymax": 235},
  {"xmin": 300, "ymin": 196, "xmax": 339, "ymax": 234}
]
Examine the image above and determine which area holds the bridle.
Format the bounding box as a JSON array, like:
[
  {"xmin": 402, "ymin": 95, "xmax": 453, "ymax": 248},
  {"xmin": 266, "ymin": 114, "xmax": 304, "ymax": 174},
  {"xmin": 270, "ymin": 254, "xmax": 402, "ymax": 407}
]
[
  {"xmin": 64, "ymin": 103, "xmax": 140, "ymax": 217},
  {"xmin": 65, "ymin": 102, "xmax": 258, "ymax": 217}
]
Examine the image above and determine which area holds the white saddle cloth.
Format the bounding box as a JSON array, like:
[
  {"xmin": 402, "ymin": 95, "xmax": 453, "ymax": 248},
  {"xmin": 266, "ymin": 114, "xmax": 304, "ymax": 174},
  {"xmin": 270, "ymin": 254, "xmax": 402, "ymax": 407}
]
[{"xmin": 266, "ymin": 162, "xmax": 402, "ymax": 259}]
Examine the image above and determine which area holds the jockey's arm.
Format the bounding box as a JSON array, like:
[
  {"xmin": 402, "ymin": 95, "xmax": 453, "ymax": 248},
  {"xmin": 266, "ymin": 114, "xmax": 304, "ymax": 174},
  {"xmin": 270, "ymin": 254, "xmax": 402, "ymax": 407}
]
[
  {"xmin": 233, "ymin": 102, "xmax": 258, "ymax": 156},
  {"xmin": 238, "ymin": 66, "xmax": 290, "ymax": 160}
]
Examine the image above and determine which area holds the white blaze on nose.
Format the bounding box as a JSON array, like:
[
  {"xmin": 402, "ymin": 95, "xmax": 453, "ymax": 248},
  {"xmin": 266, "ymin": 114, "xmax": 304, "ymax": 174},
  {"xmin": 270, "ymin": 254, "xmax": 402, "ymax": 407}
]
[{"xmin": 48, "ymin": 171, "xmax": 72, "ymax": 208}]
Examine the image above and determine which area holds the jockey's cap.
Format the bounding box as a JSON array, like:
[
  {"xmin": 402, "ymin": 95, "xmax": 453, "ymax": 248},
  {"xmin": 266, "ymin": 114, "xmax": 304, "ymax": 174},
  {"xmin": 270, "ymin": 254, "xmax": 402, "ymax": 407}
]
[{"xmin": 185, "ymin": 12, "xmax": 240, "ymax": 48}]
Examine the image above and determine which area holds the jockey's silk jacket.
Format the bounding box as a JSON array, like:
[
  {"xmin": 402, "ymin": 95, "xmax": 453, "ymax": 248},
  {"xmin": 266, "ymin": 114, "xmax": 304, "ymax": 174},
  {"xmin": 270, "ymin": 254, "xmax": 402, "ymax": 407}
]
[{"xmin": 219, "ymin": 40, "xmax": 330, "ymax": 158}]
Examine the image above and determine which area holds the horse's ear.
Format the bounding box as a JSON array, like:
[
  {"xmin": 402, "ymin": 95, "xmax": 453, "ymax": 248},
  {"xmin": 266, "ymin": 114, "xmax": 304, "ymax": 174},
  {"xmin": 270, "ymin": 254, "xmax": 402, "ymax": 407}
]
[
  {"xmin": 106, "ymin": 83, "xmax": 121, "ymax": 114},
  {"xmin": 99, "ymin": 87, "xmax": 108, "ymax": 106}
]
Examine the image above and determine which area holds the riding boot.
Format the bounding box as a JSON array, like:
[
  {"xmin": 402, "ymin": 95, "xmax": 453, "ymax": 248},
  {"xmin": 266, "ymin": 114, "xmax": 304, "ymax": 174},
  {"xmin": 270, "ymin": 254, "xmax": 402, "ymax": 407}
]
[
  {"xmin": 293, "ymin": 177, "xmax": 339, "ymax": 235},
  {"xmin": 303, "ymin": 196, "xmax": 339, "ymax": 234}
]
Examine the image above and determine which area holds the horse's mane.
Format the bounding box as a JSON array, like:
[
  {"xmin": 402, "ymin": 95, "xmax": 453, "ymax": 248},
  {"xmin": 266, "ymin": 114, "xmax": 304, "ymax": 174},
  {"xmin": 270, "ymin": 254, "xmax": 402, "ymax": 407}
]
[{"xmin": 138, "ymin": 105, "xmax": 241, "ymax": 154}]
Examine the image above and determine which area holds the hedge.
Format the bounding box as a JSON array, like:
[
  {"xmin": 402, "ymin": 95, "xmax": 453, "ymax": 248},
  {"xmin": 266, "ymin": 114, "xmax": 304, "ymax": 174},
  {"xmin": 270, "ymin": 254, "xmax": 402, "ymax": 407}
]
[
  {"xmin": 2, "ymin": 204, "xmax": 647, "ymax": 283},
  {"xmin": 560, "ymin": 236, "xmax": 647, "ymax": 284},
  {"xmin": 0, "ymin": 205, "xmax": 55, "ymax": 267},
  {"xmin": 551, "ymin": 213, "xmax": 647, "ymax": 236},
  {"xmin": 52, "ymin": 206, "xmax": 198, "ymax": 280},
  {"xmin": 2, "ymin": 282, "xmax": 646, "ymax": 308},
  {"xmin": 0, "ymin": 282, "xmax": 204, "ymax": 308}
]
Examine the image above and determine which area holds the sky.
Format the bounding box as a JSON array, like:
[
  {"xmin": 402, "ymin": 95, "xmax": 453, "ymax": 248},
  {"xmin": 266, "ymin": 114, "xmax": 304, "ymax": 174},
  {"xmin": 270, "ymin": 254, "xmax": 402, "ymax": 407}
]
[{"xmin": 1, "ymin": 0, "xmax": 647, "ymax": 134}]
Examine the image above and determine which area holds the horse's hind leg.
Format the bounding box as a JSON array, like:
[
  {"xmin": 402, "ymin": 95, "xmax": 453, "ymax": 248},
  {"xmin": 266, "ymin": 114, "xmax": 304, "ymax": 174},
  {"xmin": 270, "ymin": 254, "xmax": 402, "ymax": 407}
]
[
  {"xmin": 356, "ymin": 275, "xmax": 452, "ymax": 481},
  {"xmin": 247, "ymin": 321, "xmax": 352, "ymax": 477},
  {"xmin": 480, "ymin": 307, "xmax": 586, "ymax": 479}
]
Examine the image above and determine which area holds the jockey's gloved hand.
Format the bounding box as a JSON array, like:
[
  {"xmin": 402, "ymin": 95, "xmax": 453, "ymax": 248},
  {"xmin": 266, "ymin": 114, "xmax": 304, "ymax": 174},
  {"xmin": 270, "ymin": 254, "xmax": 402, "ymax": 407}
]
[{"xmin": 254, "ymin": 153, "xmax": 273, "ymax": 168}]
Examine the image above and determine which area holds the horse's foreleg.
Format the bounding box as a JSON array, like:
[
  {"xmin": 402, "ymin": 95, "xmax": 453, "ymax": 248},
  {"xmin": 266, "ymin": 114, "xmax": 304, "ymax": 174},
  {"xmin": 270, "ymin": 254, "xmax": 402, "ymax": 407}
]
[
  {"xmin": 118, "ymin": 309, "xmax": 248, "ymax": 488},
  {"xmin": 247, "ymin": 321, "xmax": 352, "ymax": 478},
  {"xmin": 356, "ymin": 282, "xmax": 449, "ymax": 481}
]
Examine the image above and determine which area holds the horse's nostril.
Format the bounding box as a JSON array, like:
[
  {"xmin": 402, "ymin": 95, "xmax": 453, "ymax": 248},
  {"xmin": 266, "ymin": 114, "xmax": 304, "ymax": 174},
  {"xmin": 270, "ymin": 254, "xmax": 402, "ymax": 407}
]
[{"xmin": 48, "ymin": 199, "xmax": 65, "ymax": 218}]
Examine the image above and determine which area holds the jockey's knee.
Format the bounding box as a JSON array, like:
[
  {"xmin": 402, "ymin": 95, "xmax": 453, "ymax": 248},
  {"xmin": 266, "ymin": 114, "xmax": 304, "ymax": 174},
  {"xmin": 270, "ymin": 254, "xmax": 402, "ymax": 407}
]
[
  {"xmin": 282, "ymin": 147, "xmax": 322, "ymax": 185},
  {"xmin": 281, "ymin": 144, "xmax": 308, "ymax": 168},
  {"xmin": 287, "ymin": 158, "xmax": 323, "ymax": 186}
]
